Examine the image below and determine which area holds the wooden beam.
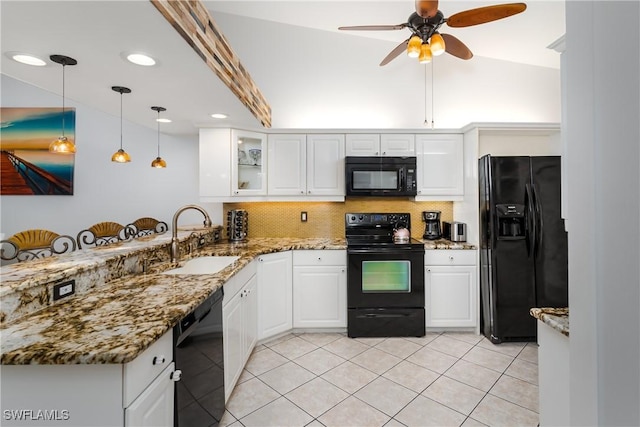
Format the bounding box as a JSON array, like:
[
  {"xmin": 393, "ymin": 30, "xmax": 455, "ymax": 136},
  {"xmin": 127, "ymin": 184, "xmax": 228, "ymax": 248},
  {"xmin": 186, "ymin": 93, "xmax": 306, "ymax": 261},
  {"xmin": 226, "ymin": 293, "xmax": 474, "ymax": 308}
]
[{"xmin": 150, "ymin": 0, "xmax": 272, "ymax": 128}]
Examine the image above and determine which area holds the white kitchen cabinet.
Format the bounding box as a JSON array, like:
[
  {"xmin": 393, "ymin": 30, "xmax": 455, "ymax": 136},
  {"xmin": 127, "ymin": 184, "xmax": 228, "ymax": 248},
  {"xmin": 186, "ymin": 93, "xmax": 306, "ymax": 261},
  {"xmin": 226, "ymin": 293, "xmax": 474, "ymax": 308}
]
[
  {"xmin": 232, "ymin": 129, "xmax": 267, "ymax": 196},
  {"xmin": 346, "ymin": 134, "xmax": 415, "ymax": 156},
  {"xmin": 416, "ymin": 134, "xmax": 464, "ymax": 200},
  {"xmin": 0, "ymin": 331, "xmax": 175, "ymax": 427},
  {"xmin": 125, "ymin": 362, "xmax": 175, "ymax": 427},
  {"xmin": 257, "ymin": 251, "xmax": 293, "ymax": 340},
  {"xmin": 199, "ymin": 128, "xmax": 267, "ymax": 199},
  {"xmin": 293, "ymin": 250, "xmax": 347, "ymax": 328},
  {"xmin": 380, "ymin": 134, "xmax": 416, "ymax": 156},
  {"xmin": 425, "ymin": 250, "xmax": 477, "ymax": 328},
  {"xmin": 306, "ymin": 134, "xmax": 345, "ymax": 196},
  {"xmin": 268, "ymin": 134, "xmax": 345, "ymax": 196},
  {"xmin": 267, "ymin": 134, "xmax": 307, "ymax": 195},
  {"xmin": 223, "ymin": 260, "xmax": 257, "ymax": 402},
  {"xmin": 345, "ymin": 134, "xmax": 381, "ymax": 156}
]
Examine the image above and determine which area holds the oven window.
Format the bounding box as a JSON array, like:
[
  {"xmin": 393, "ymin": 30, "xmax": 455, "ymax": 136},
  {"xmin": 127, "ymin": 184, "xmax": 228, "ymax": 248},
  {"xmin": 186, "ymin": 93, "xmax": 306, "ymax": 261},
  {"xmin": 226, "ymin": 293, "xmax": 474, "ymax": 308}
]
[
  {"xmin": 362, "ymin": 260, "xmax": 411, "ymax": 292},
  {"xmin": 353, "ymin": 170, "xmax": 398, "ymax": 190}
]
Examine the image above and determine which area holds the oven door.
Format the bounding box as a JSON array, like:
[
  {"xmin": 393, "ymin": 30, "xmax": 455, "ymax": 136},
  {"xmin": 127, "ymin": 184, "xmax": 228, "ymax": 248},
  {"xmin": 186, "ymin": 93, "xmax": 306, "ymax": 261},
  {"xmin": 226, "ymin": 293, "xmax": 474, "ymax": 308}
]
[{"xmin": 347, "ymin": 247, "xmax": 424, "ymax": 308}]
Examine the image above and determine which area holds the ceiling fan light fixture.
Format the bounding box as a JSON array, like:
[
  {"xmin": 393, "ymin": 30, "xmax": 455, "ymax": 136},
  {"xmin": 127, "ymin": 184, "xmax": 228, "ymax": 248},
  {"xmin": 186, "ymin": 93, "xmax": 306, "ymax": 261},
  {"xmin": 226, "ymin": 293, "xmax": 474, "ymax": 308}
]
[
  {"xmin": 407, "ymin": 35, "xmax": 422, "ymax": 58},
  {"xmin": 430, "ymin": 33, "xmax": 446, "ymax": 56},
  {"xmin": 419, "ymin": 43, "xmax": 432, "ymax": 64}
]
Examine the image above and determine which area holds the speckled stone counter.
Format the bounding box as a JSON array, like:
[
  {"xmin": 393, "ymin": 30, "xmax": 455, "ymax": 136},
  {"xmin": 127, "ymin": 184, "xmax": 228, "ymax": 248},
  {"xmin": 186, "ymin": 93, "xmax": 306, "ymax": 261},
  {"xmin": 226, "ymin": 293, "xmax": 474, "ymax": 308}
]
[
  {"xmin": 0, "ymin": 234, "xmax": 476, "ymax": 366},
  {"xmin": 0, "ymin": 237, "xmax": 345, "ymax": 365},
  {"xmin": 530, "ymin": 307, "xmax": 569, "ymax": 336},
  {"xmin": 421, "ymin": 238, "xmax": 476, "ymax": 250}
]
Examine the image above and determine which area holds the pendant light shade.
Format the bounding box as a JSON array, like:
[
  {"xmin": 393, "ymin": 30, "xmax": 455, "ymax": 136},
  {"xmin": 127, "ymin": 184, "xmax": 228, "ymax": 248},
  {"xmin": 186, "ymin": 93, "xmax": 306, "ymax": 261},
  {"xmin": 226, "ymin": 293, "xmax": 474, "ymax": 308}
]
[
  {"xmin": 151, "ymin": 106, "xmax": 167, "ymax": 168},
  {"xmin": 49, "ymin": 54, "xmax": 77, "ymax": 154},
  {"xmin": 419, "ymin": 43, "xmax": 433, "ymax": 64},
  {"xmin": 111, "ymin": 86, "xmax": 132, "ymax": 163},
  {"xmin": 407, "ymin": 35, "xmax": 422, "ymax": 58},
  {"xmin": 430, "ymin": 33, "xmax": 446, "ymax": 56}
]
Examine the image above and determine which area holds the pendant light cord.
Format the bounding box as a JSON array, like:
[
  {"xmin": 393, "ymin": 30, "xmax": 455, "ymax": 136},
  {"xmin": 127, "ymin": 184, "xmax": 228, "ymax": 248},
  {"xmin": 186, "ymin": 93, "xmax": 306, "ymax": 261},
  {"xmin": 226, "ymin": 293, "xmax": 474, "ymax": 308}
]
[
  {"xmin": 156, "ymin": 111, "xmax": 161, "ymax": 157},
  {"xmin": 61, "ymin": 63, "xmax": 66, "ymax": 137},
  {"xmin": 119, "ymin": 93, "xmax": 123, "ymax": 150},
  {"xmin": 431, "ymin": 60, "xmax": 434, "ymax": 129}
]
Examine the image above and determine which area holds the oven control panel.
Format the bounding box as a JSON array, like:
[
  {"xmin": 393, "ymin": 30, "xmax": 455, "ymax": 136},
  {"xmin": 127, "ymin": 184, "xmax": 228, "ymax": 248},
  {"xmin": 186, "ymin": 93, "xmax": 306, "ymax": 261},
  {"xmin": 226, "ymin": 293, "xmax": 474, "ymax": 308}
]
[{"xmin": 345, "ymin": 213, "xmax": 410, "ymax": 227}]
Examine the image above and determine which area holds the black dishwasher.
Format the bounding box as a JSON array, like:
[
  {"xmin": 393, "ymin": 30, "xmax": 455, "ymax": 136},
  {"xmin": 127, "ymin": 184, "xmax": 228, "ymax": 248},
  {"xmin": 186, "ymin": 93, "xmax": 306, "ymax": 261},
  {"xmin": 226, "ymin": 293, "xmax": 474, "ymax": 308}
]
[{"xmin": 174, "ymin": 288, "xmax": 224, "ymax": 427}]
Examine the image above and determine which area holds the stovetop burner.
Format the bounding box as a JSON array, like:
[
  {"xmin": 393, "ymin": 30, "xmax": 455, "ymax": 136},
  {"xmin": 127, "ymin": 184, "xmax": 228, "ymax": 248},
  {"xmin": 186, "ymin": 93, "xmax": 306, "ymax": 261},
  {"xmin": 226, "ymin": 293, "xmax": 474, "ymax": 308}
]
[{"xmin": 345, "ymin": 212, "xmax": 424, "ymax": 250}]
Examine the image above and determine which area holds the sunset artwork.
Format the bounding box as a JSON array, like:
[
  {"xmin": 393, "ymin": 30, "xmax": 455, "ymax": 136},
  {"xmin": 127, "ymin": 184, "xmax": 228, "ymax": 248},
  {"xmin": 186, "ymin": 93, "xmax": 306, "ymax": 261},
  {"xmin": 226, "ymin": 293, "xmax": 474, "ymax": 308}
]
[{"xmin": 0, "ymin": 108, "xmax": 75, "ymax": 195}]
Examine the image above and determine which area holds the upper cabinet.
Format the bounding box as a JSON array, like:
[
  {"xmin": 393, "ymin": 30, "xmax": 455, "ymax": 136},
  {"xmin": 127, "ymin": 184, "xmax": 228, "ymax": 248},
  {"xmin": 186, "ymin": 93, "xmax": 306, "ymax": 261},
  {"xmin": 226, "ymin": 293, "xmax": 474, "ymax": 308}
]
[
  {"xmin": 268, "ymin": 134, "xmax": 345, "ymax": 197},
  {"xmin": 416, "ymin": 134, "xmax": 464, "ymax": 200},
  {"xmin": 346, "ymin": 134, "xmax": 415, "ymax": 156},
  {"xmin": 232, "ymin": 130, "xmax": 267, "ymax": 196},
  {"xmin": 199, "ymin": 128, "xmax": 267, "ymax": 200}
]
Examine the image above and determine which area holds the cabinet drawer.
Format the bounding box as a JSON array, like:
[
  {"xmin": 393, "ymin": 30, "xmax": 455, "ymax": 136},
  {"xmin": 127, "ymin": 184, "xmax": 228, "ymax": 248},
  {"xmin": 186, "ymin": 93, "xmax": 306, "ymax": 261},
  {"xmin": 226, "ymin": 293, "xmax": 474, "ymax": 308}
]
[
  {"xmin": 123, "ymin": 331, "xmax": 173, "ymax": 407},
  {"xmin": 293, "ymin": 250, "xmax": 346, "ymax": 266},
  {"xmin": 425, "ymin": 250, "xmax": 476, "ymax": 266},
  {"xmin": 224, "ymin": 259, "xmax": 257, "ymax": 302}
]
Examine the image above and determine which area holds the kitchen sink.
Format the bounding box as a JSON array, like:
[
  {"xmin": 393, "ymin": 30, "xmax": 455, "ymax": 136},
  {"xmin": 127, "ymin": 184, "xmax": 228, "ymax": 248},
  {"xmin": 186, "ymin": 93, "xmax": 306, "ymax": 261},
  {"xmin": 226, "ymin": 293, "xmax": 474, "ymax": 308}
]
[{"xmin": 162, "ymin": 256, "xmax": 240, "ymax": 275}]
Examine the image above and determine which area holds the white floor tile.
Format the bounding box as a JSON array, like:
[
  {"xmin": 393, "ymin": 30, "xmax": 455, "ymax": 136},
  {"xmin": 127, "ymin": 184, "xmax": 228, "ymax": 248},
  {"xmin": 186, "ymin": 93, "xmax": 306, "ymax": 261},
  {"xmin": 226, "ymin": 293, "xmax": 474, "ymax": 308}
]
[
  {"xmin": 269, "ymin": 336, "xmax": 319, "ymax": 359},
  {"xmin": 462, "ymin": 346, "xmax": 514, "ymax": 373},
  {"xmin": 244, "ymin": 347, "xmax": 289, "ymax": 376},
  {"xmin": 225, "ymin": 377, "xmax": 280, "ymax": 419},
  {"xmin": 422, "ymin": 376, "xmax": 485, "ymax": 415},
  {"xmin": 240, "ymin": 396, "xmax": 313, "ymax": 427},
  {"xmin": 321, "ymin": 360, "xmax": 378, "ymax": 394},
  {"xmin": 318, "ymin": 396, "xmax": 390, "ymax": 427},
  {"xmin": 285, "ymin": 377, "xmax": 349, "ymax": 418},
  {"xmin": 444, "ymin": 359, "xmax": 501, "ymax": 392},
  {"xmin": 258, "ymin": 361, "xmax": 316, "ymax": 395},
  {"xmin": 407, "ymin": 346, "xmax": 458, "ymax": 374},
  {"xmin": 351, "ymin": 347, "xmax": 402, "ymax": 375},
  {"xmin": 293, "ymin": 347, "xmax": 346, "ymax": 375},
  {"xmin": 504, "ymin": 358, "xmax": 539, "ymax": 385},
  {"xmin": 374, "ymin": 338, "xmax": 423, "ymax": 359},
  {"xmin": 323, "ymin": 336, "xmax": 370, "ymax": 359},
  {"xmin": 354, "ymin": 377, "xmax": 418, "ymax": 417},
  {"xmin": 394, "ymin": 395, "xmax": 467, "ymax": 427},
  {"xmin": 490, "ymin": 374, "xmax": 539, "ymax": 412},
  {"xmin": 477, "ymin": 338, "xmax": 527, "ymax": 357},
  {"xmin": 470, "ymin": 394, "xmax": 539, "ymax": 427},
  {"xmin": 427, "ymin": 335, "xmax": 475, "ymax": 358},
  {"xmin": 382, "ymin": 360, "xmax": 440, "ymax": 393}
]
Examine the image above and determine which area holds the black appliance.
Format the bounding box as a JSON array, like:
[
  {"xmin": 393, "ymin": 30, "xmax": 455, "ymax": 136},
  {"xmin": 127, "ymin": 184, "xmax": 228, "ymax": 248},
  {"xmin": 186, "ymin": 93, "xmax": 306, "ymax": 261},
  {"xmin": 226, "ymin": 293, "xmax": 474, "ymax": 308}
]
[
  {"xmin": 174, "ymin": 288, "xmax": 225, "ymax": 426},
  {"xmin": 422, "ymin": 211, "xmax": 442, "ymax": 240},
  {"xmin": 345, "ymin": 156, "xmax": 417, "ymax": 197},
  {"xmin": 346, "ymin": 213, "xmax": 426, "ymax": 337},
  {"xmin": 479, "ymin": 155, "xmax": 568, "ymax": 343}
]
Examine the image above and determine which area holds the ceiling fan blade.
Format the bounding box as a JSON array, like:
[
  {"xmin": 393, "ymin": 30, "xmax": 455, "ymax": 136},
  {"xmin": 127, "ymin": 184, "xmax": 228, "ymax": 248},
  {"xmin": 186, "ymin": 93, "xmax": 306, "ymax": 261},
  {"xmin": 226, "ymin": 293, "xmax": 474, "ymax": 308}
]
[
  {"xmin": 441, "ymin": 34, "xmax": 473, "ymax": 60},
  {"xmin": 339, "ymin": 24, "xmax": 407, "ymax": 31},
  {"xmin": 446, "ymin": 3, "xmax": 527, "ymax": 27},
  {"xmin": 380, "ymin": 39, "xmax": 410, "ymax": 66},
  {"xmin": 415, "ymin": 0, "xmax": 439, "ymax": 18}
]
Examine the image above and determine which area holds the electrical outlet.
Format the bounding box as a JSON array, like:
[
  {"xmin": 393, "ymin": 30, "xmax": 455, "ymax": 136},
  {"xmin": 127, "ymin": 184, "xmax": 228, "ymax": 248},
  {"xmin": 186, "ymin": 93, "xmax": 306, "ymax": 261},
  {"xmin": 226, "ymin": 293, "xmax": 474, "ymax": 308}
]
[
  {"xmin": 301, "ymin": 211, "xmax": 308, "ymax": 222},
  {"xmin": 53, "ymin": 280, "xmax": 75, "ymax": 301}
]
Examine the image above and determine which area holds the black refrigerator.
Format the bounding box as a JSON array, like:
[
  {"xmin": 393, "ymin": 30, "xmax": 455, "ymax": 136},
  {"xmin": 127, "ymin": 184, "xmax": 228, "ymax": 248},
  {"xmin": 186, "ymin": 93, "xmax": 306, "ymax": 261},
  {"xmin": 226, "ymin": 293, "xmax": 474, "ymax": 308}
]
[{"xmin": 479, "ymin": 155, "xmax": 568, "ymax": 343}]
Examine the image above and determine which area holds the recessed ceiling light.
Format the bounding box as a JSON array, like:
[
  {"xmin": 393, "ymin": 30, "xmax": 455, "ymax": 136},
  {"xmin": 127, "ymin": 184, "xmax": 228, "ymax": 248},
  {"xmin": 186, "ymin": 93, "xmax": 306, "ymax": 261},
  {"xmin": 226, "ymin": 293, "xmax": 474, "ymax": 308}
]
[
  {"xmin": 126, "ymin": 53, "xmax": 156, "ymax": 66},
  {"xmin": 9, "ymin": 53, "xmax": 46, "ymax": 66},
  {"xmin": 156, "ymin": 118, "xmax": 172, "ymax": 123},
  {"xmin": 210, "ymin": 113, "xmax": 228, "ymax": 119}
]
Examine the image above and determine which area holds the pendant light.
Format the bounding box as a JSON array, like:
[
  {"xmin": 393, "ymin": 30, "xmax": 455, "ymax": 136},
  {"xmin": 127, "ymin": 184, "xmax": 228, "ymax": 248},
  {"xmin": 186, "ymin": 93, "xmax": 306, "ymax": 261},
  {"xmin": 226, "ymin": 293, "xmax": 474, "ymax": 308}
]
[
  {"xmin": 49, "ymin": 54, "xmax": 77, "ymax": 154},
  {"xmin": 150, "ymin": 106, "xmax": 167, "ymax": 168},
  {"xmin": 111, "ymin": 86, "xmax": 132, "ymax": 163}
]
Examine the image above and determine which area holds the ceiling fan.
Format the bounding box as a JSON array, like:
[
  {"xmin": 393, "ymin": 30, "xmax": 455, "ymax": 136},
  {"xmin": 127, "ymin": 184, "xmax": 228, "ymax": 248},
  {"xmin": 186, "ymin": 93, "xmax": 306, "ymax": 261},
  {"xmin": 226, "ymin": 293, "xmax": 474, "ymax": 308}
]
[{"xmin": 338, "ymin": 0, "xmax": 527, "ymax": 66}]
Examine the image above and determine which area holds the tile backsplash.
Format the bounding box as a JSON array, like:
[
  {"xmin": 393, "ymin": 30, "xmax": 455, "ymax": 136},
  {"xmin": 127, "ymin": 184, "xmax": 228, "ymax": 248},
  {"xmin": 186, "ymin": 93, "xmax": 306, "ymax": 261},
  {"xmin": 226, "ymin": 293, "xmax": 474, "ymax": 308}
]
[{"xmin": 223, "ymin": 200, "xmax": 453, "ymax": 239}]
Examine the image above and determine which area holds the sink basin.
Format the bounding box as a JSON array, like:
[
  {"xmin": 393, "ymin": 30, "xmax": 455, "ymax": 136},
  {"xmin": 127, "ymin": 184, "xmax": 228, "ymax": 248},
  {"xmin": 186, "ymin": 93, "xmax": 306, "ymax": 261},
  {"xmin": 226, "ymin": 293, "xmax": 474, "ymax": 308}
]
[{"xmin": 162, "ymin": 256, "xmax": 240, "ymax": 275}]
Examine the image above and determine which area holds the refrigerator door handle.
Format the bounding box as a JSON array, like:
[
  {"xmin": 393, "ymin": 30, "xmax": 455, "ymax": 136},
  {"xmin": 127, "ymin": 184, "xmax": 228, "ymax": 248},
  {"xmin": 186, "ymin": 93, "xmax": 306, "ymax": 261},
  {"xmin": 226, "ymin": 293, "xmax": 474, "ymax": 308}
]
[
  {"xmin": 532, "ymin": 184, "xmax": 543, "ymax": 257},
  {"xmin": 525, "ymin": 183, "xmax": 536, "ymax": 257}
]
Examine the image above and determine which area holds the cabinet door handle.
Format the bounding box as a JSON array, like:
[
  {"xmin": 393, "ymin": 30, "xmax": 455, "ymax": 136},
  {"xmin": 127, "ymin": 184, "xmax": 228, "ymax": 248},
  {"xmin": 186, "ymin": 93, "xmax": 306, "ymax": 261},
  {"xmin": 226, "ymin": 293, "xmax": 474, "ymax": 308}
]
[
  {"xmin": 427, "ymin": 268, "xmax": 431, "ymax": 272},
  {"xmin": 170, "ymin": 370, "xmax": 182, "ymax": 382},
  {"xmin": 318, "ymin": 257, "xmax": 322, "ymax": 261},
  {"xmin": 375, "ymin": 151, "xmax": 379, "ymax": 155},
  {"xmin": 308, "ymin": 190, "xmax": 311, "ymax": 194},
  {"xmin": 449, "ymin": 256, "xmax": 454, "ymax": 261},
  {"xmin": 382, "ymin": 151, "xmax": 386, "ymax": 155},
  {"xmin": 341, "ymin": 269, "xmax": 345, "ymax": 273},
  {"xmin": 152, "ymin": 356, "xmax": 166, "ymax": 365}
]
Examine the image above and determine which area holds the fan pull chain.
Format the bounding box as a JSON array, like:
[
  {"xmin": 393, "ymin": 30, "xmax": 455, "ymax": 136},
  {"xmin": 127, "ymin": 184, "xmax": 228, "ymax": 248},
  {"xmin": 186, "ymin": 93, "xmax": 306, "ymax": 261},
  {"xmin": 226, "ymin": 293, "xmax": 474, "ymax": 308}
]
[{"xmin": 430, "ymin": 60, "xmax": 435, "ymax": 129}]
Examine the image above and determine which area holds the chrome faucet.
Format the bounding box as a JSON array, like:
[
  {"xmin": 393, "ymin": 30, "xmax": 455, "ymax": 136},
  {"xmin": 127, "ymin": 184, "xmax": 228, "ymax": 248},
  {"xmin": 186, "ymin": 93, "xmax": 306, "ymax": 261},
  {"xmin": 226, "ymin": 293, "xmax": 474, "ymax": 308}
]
[{"xmin": 170, "ymin": 205, "xmax": 212, "ymax": 263}]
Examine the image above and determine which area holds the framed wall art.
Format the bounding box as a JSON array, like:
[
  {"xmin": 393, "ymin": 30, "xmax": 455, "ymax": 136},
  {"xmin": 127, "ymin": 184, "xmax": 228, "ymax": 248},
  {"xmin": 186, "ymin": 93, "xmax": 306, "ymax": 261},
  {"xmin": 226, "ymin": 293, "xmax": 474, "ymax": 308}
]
[{"xmin": 0, "ymin": 107, "xmax": 75, "ymax": 195}]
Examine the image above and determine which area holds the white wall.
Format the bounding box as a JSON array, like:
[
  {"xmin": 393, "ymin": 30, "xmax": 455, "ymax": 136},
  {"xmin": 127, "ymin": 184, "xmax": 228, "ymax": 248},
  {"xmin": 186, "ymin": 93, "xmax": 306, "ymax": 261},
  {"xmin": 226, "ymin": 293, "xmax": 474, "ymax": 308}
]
[
  {"xmin": 0, "ymin": 75, "xmax": 223, "ymax": 238},
  {"xmin": 565, "ymin": 1, "xmax": 640, "ymax": 425},
  {"xmin": 215, "ymin": 12, "xmax": 561, "ymax": 130}
]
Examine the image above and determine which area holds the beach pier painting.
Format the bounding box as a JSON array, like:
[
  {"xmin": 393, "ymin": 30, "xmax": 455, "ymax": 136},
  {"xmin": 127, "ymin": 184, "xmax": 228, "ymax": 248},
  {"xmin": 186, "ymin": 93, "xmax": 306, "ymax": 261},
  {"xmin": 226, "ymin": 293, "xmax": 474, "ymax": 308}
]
[{"xmin": 0, "ymin": 108, "xmax": 75, "ymax": 195}]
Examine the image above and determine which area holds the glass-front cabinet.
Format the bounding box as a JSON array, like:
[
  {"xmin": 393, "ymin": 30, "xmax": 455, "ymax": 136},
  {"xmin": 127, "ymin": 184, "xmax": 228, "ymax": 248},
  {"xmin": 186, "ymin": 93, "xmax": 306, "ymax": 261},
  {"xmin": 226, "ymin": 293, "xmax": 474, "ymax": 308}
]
[{"xmin": 231, "ymin": 130, "xmax": 267, "ymax": 196}]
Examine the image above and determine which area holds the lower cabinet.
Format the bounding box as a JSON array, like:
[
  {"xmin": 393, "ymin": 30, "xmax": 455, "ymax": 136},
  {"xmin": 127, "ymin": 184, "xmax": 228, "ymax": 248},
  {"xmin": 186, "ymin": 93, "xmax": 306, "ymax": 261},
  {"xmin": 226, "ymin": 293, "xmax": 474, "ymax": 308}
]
[
  {"xmin": 222, "ymin": 260, "xmax": 257, "ymax": 402},
  {"xmin": 0, "ymin": 331, "xmax": 176, "ymax": 427},
  {"xmin": 425, "ymin": 250, "xmax": 478, "ymax": 328},
  {"xmin": 257, "ymin": 251, "xmax": 293, "ymax": 340},
  {"xmin": 293, "ymin": 250, "xmax": 347, "ymax": 328}
]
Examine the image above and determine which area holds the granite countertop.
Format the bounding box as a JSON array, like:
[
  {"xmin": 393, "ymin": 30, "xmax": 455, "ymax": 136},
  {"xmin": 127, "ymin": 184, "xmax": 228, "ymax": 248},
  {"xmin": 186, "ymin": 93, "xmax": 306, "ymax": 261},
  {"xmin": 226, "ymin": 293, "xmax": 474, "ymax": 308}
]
[
  {"xmin": 530, "ymin": 307, "xmax": 569, "ymax": 337},
  {"xmin": 0, "ymin": 237, "xmax": 344, "ymax": 365},
  {"xmin": 0, "ymin": 235, "xmax": 475, "ymax": 366}
]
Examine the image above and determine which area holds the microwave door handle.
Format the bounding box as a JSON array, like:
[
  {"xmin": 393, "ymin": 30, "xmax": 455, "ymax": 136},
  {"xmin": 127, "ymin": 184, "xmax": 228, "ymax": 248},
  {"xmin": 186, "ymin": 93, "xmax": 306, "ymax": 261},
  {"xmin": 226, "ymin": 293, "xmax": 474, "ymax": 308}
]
[{"xmin": 399, "ymin": 169, "xmax": 405, "ymax": 190}]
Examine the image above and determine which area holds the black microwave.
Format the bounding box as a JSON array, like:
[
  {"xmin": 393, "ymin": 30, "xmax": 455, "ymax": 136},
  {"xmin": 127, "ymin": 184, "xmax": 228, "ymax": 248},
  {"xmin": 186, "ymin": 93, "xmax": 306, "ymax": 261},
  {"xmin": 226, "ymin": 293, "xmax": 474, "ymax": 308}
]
[{"xmin": 345, "ymin": 156, "xmax": 417, "ymax": 197}]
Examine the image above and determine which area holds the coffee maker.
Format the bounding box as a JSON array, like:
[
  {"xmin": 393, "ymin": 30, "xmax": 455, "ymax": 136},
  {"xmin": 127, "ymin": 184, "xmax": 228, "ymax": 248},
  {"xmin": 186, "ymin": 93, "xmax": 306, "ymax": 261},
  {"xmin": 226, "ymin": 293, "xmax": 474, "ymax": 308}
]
[{"xmin": 422, "ymin": 211, "xmax": 442, "ymax": 240}]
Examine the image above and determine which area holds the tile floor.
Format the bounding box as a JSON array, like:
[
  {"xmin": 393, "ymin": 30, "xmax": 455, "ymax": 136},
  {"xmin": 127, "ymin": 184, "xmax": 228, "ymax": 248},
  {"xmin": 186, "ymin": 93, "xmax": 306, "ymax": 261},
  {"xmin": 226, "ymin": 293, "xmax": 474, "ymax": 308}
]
[{"xmin": 221, "ymin": 332, "xmax": 539, "ymax": 427}]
